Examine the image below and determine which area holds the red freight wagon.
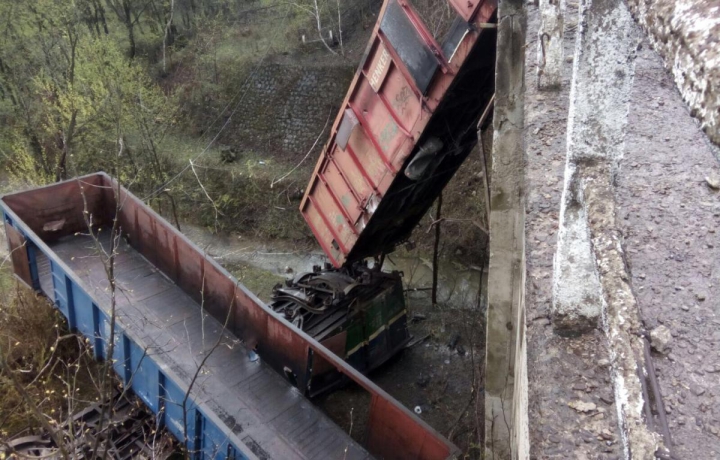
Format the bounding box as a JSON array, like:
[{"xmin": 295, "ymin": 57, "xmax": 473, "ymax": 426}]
[{"xmin": 301, "ymin": 0, "xmax": 497, "ymax": 268}]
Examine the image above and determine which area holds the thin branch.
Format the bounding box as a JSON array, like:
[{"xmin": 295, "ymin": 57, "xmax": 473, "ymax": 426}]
[
  {"xmin": 431, "ymin": 193, "xmax": 442, "ymax": 308},
  {"xmin": 182, "ymin": 280, "xmax": 236, "ymax": 459},
  {"xmin": 189, "ymin": 159, "xmax": 221, "ymax": 233},
  {"xmin": 0, "ymin": 348, "xmax": 70, "ymax": 459}
]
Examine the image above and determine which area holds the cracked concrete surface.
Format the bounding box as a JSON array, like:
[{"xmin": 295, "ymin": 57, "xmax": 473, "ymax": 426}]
[
  {"xmin": 583, "ymin": 163, "xmax": 662, "ymax": 458},
  {"xmin": 489, "ymin": 0, "xmax": 719, "ymax": 456},
  {"xmin": 551, "ymin": 0, "xmax": 664, "ymax": 456},
  {"xmin": 552, "ymin": 0, "xmax": 642, "ymax": 338}
]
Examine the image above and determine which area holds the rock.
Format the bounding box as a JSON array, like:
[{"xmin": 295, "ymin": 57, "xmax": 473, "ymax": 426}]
[
  {"xmin": 568, "ymin": 400, "xmax": 597, "ymax": 413},
  {"xmin": 696, "ymin": 292, "xmax": 707, "ymax": 301},
  {"xmin": 706, "ymin": 174, "xmax": 720, "ymax": 190},
  {"xmin": 597, "ymin": 358, "xmax": 610, "ymax": 368},
  {"xmin": 650, "ymin": 325, "xmax": 673, "ymax": 354},
  {"xmin": 681, "ymin": 305, "xmax": 690, "ymax": 311}
]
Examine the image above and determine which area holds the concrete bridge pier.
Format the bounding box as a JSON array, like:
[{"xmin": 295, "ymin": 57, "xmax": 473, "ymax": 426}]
[{"xmin": 483, "ymin": 0, "xmax": 529, "ymax": 458}]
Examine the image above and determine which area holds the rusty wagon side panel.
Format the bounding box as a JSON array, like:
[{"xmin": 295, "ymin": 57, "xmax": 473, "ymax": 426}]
[
  {"xmin": 301, "ymin": 0, "xmax": 497, "ymax": 267},
  {"xmin": 1, "ymin": 173, "xmax": 459, "ymax": 460}
]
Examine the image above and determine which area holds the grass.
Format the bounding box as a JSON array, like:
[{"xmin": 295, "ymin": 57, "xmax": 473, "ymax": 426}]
[
  {"xmin": 145, "ymin": 128, "xmax": 314, "ymax": 242},
  {"xmin": 225, "ymin": 261, "xmax": 286, "ymax": 303},
  {"xmin": 0, "ymin": 267, "xmax": 104, "ymax": 437}
]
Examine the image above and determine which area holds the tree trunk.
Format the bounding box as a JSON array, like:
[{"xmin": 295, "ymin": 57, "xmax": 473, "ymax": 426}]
[
  {"xmin": 123, "ymin": 2, "xmax": 136, "ymax": 58},
  {"xmin": 56, "ymin": 111, "xmax": 78, "ymax": 182},
  {"xmin": 96, "ymin": 0, "xmax": 109, "ymax": 34}
]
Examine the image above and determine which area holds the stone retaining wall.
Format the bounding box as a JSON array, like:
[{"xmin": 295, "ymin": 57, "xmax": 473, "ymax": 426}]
[
  {"xmin": 625, "ymin": 0, "xmax": 720, "ymax": 147},
  {"xmin": 232, "ymin": 63, "xmax": 354, "ymax": 156}
]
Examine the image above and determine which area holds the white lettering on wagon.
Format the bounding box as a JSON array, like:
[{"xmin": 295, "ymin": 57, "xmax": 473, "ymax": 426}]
[{"xmin": 369, "ymin": 48, "xmax": 391, "ymax": 92}]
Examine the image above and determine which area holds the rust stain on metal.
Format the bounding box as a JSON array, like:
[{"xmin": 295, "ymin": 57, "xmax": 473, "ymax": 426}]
[
  {"xmin": 1, "ymin": 172, "xmax": 460, "ymax": 459},
  {"xmin": 300, "ymin": 0, "xmax": 498, "ymax": 267}
]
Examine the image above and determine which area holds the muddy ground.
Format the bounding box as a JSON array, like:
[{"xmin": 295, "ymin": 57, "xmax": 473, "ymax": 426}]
[{"xmin": 317, "ymin": 296, "xmax": 485, "ymax": 456}]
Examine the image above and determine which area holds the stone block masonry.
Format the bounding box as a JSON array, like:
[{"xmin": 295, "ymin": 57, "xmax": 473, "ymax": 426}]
[
  {"xmin": 230, "ymin": 62, "xmax": 354, "ymax": 157},
  {"xmin": 624, "ymin": 0, "xmax": 720, "ymax": 147}
]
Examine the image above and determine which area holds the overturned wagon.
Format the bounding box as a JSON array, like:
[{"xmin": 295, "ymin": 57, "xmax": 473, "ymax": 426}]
[
  {"xmin": 1, "ymin": 173, "xmax": 458, "ymax": 459},
  {"xmin": 301, "ymin": 0, "xmax": 497, "ymax": 268},
  {"xmin": 276, "ymin": 0, "xmax": 499, "ymax": 383}
]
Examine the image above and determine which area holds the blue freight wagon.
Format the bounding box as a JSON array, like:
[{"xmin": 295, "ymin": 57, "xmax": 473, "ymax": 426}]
[{"xmin": 1, "ymin": 173, "xmax": 458, "ymax": 460}]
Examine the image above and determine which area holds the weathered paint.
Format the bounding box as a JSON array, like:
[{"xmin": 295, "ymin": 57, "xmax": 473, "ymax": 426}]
[
  {"xmin": 1, "ymin": 173, "xmax": 459, "ymax": 460},
  {"xmin": 301, "ymin": 0, "xmax": 498, "ymax": 267}
]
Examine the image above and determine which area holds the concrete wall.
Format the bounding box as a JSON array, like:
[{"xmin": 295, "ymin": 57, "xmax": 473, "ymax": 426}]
[
  {"xmin": 484, "ymin": 0, "xmax": 529, "ymax": 457},
  {"xmin": 551, "ymin": 0, "xmax": 665, "ymax": 456}
]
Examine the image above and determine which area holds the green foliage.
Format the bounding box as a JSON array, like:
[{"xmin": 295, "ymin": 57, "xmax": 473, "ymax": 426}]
[
  {"xmin": 0, "ymin": 134, "xmax": 55, "ymax": 189},
  {"xmin": 0, "ymin": 0, "xmax": 174, "ymax": 187},
  {"xmin": 0, "ymin": 0, "xmax": 336, "ymax": 243},
  {"xmin": 172, "ymin": 156, "xmax": 312, "ymax": 241}
]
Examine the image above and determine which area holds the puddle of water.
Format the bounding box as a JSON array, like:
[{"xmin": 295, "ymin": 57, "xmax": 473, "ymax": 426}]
[{"xmin": 384, "ymin": 255, "xmax": 484, "ymax": 309}]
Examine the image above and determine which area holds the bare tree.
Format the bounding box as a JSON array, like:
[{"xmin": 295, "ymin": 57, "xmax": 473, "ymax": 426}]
[
  {"xmin": 76, "ymin": 141, "xmax": 125, "ymax": 459},
  {"xmin": 287, "ymin": 0, "xmax": 338, "ymax": 55},
  {"xmin": 163, "ymin": 0, "xmax": 175, "ymax": 73}
]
